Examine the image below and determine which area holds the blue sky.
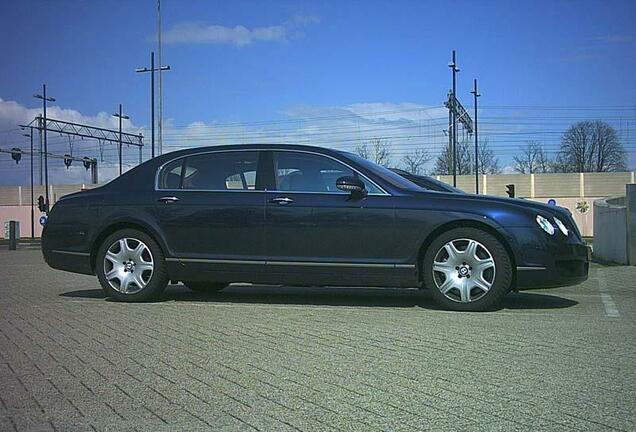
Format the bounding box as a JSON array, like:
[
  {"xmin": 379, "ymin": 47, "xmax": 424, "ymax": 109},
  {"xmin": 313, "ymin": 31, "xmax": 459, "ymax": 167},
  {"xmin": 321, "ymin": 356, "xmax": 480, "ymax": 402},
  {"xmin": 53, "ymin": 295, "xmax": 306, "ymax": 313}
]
[{"xmin": 0, "ymin": 0, "xmax": 635, "ymax": 184}]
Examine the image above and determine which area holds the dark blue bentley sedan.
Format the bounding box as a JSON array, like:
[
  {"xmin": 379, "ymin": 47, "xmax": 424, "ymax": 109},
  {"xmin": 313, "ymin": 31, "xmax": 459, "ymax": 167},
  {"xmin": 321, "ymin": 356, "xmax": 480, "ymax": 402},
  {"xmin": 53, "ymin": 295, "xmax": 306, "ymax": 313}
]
[{"xmin": 42, "ymin": 144, "xmax": 589, "ymax": 311}]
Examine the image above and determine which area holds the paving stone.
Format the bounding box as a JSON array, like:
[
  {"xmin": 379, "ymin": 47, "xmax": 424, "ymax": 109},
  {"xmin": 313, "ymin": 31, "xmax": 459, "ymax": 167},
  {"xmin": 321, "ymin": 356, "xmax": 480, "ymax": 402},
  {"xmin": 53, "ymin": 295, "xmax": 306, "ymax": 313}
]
[{"xmin": 0, "ymin": 249, "xmax": 634, "ymax": 431}]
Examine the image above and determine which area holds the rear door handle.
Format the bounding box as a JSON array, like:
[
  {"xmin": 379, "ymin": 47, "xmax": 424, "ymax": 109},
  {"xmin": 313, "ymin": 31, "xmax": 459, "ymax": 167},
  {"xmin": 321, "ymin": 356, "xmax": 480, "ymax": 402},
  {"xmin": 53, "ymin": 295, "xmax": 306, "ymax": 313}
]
[
  {"xmin": 158, "ymin": 196, "xmax": 180, "ymax": 203},
  {"xmin": 269, "ymin": 197, "xmax": 294, "ymax": 205}
]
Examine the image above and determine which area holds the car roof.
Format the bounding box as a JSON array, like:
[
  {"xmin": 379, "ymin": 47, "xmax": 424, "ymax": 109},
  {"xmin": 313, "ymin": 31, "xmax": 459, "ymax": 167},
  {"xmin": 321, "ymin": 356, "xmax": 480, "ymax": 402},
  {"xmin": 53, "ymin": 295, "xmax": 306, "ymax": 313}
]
[{"xmin": 151, "ymin": 143, "xmax": 348, "ymax": 166}]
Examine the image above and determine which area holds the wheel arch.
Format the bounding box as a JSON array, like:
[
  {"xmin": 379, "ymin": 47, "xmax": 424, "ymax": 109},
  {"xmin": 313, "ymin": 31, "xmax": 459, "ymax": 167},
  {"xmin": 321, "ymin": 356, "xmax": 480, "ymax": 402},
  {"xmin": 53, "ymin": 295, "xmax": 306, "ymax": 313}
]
[
  {"xmin": 90, "ymin": 220, "xmax": 168, "ymax": 272},
  {"xmin": 416, "ymin": 219, "xmax": 517, "ymax": 287}
]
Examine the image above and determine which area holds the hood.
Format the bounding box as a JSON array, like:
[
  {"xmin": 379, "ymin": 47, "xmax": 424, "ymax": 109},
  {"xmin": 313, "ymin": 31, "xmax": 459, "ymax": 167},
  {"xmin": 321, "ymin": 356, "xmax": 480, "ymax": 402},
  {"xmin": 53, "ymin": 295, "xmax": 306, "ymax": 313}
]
[
  {"xmin": 474, "ymin": 194, "xmax": 570, "ymax": 216},
  {"xmin": 413, "ymin": 190, "xmax": 571, "ymax": 217}
]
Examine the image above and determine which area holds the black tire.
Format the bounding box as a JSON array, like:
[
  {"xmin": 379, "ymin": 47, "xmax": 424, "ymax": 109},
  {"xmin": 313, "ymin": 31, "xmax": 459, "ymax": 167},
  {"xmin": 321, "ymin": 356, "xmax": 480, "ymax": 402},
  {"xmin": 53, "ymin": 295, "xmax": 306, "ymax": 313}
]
[
  {"xmin": 422, "ymin": 227, "xmax": 512, "ymax": 311},
  {"xmin": 183, "ymin": 281, "xmax": 227, "ymax": 293},
  {"xmin": 96, "ymin": 229, "xmax": 169, "ymax": 302}
]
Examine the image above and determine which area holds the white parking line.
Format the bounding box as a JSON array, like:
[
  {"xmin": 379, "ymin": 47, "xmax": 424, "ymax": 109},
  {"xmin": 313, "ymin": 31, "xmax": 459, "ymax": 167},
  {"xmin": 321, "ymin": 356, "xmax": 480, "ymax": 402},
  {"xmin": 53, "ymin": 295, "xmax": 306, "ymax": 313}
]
[{"xmin": 597, "ymin": 269, "xmax": 620, "ymax": 318}]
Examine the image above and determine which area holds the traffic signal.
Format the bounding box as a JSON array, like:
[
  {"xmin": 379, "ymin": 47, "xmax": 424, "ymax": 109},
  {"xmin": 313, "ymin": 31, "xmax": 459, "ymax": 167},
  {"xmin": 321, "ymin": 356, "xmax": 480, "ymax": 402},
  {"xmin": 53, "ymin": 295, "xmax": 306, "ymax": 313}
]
[
  {"xmin": 63, "ymin": 154, "xmax": 73, "ymax": 169},
  {"xmin": 10, "ymin": 148, "xmax": 22, "ymax": 164},
  {"xmin": 506, "ymin": 184, "xmax": 515, "ymax": 198},
  {"xmin": 82, "ymin": 157, "xmax": 92, "ymax": 170},
  {"xmin": 37, "ymin": 195, "xmax": 47, "ymax": 212}
]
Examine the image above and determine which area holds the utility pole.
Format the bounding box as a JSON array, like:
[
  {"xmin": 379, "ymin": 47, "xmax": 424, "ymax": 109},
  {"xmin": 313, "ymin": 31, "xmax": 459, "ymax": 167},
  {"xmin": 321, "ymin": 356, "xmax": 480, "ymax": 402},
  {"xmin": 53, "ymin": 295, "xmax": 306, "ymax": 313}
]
[
  {"xmin": 136, "ymin": 51, "xmax": 170, "ymax": 159},
  {"xmin": 33, "ymin": 85, "xmax": 55, "ymax": 214},
  {"xmin": 112, "ymin": 104, "xmax": 130, "ymax": 176},
  {"xmin": 470, "ymin": 79, "xmax": 481, "ymax": 194},
  {"xmin": 91, "ymin": 160, "xmax": 98, "ymax": 184},
  {"xmin": 22, "ymin": 129, "xmax": 34, "ymax": 238},
  {"xmin": 37, "ymin": 115, "xmax": 42, "ymax": 185},
  {"xmin": 157, "ymin": 0, "xmax": 164, "ymax": 156},
  {"xmin": 448, "ymin": 50, "xmax": 460, "ymax": 187},
  {"xmin": 447, "ymin": 95, "xmax": 452, "ymax": 177}
]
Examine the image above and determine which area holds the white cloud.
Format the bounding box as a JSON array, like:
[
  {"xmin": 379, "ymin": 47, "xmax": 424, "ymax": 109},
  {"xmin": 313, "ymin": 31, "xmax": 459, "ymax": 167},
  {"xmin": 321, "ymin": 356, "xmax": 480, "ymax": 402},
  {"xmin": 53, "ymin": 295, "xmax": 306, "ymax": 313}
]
[
  {"xmin": 162, "ymin": 16, "xmax": 319, "ymax": 46},
  {"xmin": 163, "ymin": 23, "xmax": 285, "ymax": 46},
  {"xmin": 501, "ymin": 165, "xmax": 517, "ymax": 174},
  {"xmin": 1, "ymin": 98, "xmax": 530, "ymax": 186},
  {"xmin": 0, "ymin": 98, "xmax": 144, "ymax": 186},
  {"xmin": 0, "ymin": 98, "xmax": 140, "ymax": 134}
]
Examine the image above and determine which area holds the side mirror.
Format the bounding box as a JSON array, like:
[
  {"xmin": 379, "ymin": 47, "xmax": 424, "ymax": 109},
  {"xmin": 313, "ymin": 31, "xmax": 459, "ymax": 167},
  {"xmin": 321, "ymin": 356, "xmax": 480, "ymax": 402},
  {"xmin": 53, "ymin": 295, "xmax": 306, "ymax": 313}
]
[{"xmin": 336, "ymin": 176, "xmax": 366, "ymax": 196}]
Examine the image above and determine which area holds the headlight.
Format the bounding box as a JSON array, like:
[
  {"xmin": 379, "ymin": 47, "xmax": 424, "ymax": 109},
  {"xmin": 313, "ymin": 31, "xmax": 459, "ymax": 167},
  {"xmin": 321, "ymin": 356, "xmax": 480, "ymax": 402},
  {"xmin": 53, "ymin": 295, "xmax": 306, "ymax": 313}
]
[
  {"xmin": 553, "ymin": 217, "xmax": 569, "ymax": 236},
  {"xmin": 536, "ymin": 215, "xmax": 555, "ymax": 235}
]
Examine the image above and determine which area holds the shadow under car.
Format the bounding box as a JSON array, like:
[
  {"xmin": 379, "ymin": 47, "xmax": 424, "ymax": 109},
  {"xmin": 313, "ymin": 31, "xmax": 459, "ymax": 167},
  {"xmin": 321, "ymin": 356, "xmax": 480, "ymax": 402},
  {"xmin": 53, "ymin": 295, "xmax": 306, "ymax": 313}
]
[{"xmin": 60, "ymin": 284, "xmax": 578, "ymax": 311}]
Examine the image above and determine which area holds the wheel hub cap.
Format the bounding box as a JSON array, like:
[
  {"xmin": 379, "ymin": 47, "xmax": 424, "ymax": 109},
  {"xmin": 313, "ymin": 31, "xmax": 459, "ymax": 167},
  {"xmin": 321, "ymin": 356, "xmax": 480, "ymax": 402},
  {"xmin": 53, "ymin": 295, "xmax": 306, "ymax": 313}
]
[
  {"xmin": 103, "ymin": 238, "xmax": 154, "ymax": 294},
  {"xmin": 432, "ymin": 238, "xmax": 496, "ymax": 303}
]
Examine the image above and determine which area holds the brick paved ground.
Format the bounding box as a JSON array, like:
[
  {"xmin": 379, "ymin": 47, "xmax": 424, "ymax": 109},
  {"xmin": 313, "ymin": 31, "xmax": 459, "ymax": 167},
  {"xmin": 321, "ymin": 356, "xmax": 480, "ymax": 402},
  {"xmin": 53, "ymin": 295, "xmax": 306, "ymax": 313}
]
[{"xmin": 0, "ymin": 248, "xmax": 634, "ymax": 431}]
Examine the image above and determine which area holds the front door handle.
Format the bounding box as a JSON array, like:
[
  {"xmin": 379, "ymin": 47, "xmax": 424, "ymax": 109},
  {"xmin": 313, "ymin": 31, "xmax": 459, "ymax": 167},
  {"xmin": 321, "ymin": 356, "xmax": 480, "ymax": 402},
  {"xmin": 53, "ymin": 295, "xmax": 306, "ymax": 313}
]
[
  {"xmin": 158, "ymin": 196, "xmax": 180, "ymax": 203},
  {"xmin": 269, "ymin": 197, "xmax": 294, "ymax": 205}
]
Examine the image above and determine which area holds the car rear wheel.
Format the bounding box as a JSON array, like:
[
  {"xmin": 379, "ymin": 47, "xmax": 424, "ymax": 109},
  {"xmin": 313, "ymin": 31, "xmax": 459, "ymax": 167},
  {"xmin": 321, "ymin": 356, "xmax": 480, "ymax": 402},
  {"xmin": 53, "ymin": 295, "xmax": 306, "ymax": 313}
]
[
  {"xmin": 183, "ymin": 281, "xmax": 227, "ymax": 293},
  {"xmin": 423, "ymin": 227, "xmax": 512, "ymax": 311},
  {"xmin": 96, "ymin": 229, "xmax": 169, "ymax": 302}
]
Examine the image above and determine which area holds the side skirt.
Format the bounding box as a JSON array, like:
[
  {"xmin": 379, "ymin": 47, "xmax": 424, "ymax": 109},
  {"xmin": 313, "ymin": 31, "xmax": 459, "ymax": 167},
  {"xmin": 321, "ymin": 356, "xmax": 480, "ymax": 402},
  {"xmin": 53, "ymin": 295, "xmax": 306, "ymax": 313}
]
[{"xmin": 166, "ymin": 258, "xmax": 418, "ymax": 287}]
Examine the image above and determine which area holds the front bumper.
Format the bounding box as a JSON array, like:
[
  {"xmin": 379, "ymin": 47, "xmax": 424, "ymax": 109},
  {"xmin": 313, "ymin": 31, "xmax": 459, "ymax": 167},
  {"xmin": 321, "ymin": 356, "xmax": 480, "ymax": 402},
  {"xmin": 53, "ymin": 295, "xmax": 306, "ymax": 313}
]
[{"xmin": 507, "ymin": 227, "xmax": 590, "ymax": 290}]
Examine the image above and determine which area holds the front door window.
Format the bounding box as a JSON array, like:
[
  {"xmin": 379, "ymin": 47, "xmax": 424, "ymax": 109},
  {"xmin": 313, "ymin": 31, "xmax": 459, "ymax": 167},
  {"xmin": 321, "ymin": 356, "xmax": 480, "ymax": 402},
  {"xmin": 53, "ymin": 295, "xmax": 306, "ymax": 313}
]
[{"xmin": 272, "ymin": 151, "xmax": 382, "ymax": 194}]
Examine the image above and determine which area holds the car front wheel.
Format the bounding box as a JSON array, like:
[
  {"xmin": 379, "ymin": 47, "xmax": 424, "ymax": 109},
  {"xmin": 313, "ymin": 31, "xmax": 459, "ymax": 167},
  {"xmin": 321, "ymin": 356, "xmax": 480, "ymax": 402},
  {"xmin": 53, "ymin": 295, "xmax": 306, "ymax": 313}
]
[
  {"xmin": 96, "ymin": 229, "xmax": 169, "ymax": 302},
  {"xmin": 423, "ymin": 227, "xmax": 512, "ymax": 311}
]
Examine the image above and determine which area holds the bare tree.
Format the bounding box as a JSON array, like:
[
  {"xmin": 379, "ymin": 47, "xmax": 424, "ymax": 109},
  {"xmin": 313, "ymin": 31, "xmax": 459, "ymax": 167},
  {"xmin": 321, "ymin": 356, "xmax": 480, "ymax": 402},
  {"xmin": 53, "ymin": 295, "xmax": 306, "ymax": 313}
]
[
  {"xmin": 555, "ymin": 120, "xmax": 626, "ymax": 172},
  {"xmin": 434, "ymin": 138, "xmax": 472, "ymax": 175},
  {"xmin": 475, "ymin": 138, "xmax": 501, "ymax": 175},
  {"xmin": 356, "ymin": 138, "xmax": 392, "ymax": 166},
  {"xmin": 513, "ymin": 141, "xmax": 551, "ymax": 174},
  {"xmin": 401, "ymin": 149, "xmax": 431, "ymax": 175}
]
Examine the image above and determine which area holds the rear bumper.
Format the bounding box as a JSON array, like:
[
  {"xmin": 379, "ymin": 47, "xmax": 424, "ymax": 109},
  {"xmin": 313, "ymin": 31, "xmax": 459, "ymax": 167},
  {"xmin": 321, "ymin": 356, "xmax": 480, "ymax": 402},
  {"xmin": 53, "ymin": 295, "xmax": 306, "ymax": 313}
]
[
  {"xmin": 42, "ymin": 224, "xmax": 94, "ymax": 275},
  {"xmin": 42, "ymin": 249, "xmax": 94, "ymax": 275}
]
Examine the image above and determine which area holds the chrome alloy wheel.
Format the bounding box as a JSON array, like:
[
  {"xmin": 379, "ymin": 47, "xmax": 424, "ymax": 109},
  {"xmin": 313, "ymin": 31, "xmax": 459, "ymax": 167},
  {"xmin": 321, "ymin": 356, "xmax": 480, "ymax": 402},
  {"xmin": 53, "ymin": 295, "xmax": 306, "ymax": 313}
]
[
  {"xmin": 432, "ymin": 238, "xmax": 496, "ymax": 303},
  {"xmin": 103, "ymin": 238, "xmax": 154, "ymax": 294}
]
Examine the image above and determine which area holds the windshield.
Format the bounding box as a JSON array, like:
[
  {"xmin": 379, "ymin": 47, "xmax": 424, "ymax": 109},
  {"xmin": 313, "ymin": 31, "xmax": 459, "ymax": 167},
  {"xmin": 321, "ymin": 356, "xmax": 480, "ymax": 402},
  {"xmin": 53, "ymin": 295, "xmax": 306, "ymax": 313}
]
[
  {"xmin": 425, "ymin": 177, "xmax": 464, "ymax": 193},
  {"xmin": 341, "ymin": 152, "xmax": 422, "ymax": 191}
]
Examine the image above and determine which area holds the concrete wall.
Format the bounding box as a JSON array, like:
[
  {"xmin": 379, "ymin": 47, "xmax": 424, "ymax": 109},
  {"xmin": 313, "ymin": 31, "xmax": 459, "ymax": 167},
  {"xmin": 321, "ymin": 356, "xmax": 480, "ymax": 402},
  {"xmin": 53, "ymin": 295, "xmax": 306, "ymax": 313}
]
[
  {"xmin": 593, "ymin": 196, "xmax": 628, "ymax": 264},
  {"xmin": 436, "ymin": 172, "xmax": 635, "ymax": 198},
  {"xmin": 0, "ymin": 184, "xmax": 94, "ymax": 239},
  {"xmin": 628, "ymin": 184, "xmax": 636, "ymax": 265},
  {"xmin": 0, "ymin": 184, "xmax": 98, "ymax": 206},
  {"xmin": 1, "ymin": 173, "xmax": 634, "ymax": 238},
  {"xmin": 0, "ymin": 206, "xmax": 47, "ymax": 238}
]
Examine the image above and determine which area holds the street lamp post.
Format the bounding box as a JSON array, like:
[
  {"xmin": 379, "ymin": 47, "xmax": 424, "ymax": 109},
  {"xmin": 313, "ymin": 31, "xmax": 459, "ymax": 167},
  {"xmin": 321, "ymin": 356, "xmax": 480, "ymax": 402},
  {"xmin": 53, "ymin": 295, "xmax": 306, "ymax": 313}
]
[
  {"xmin": 136, "ymin": 51, "xmax": 170, "ymax": 159},
  {"xmin": 448, "ymin": 51, "xmax": 460, "ymax": 187},
  {"xmin": 33, "ymin": 84, "xmax": 55, "ymax": 214},
  {"xmin": 112, "ymin": 104, "xmax": 130, "ymax": 176},
  {"xmin": 22, "ymin": 129, "xmax": 34, "ymax": 238},
  {"xmin": 470, "ymin": 79, "xmax": 481, "ymax": 194}
]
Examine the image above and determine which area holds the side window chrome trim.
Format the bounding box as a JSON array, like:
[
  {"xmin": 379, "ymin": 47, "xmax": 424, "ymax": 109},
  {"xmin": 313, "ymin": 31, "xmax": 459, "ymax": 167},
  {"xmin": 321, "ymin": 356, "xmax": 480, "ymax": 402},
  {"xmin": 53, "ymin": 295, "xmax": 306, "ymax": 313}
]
[
  {"xmin": 156, "ymin": 188, "xmax": 266, "ymax": 193},
  {"xmin": 155, "ymin": 148, "xmax": 390, "ymax": 195},
  {"xmin": 265, "ymin": 190, "xmax": 388, "ymax": 196}
]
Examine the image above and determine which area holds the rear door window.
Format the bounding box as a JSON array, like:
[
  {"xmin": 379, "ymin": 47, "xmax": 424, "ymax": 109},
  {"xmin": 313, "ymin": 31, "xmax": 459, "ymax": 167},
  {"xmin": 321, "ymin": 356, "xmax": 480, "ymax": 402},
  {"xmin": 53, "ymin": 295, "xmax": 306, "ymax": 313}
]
[{"xmin": 158, "ymin": 151, "xmax": 259, "ymax": 190}]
